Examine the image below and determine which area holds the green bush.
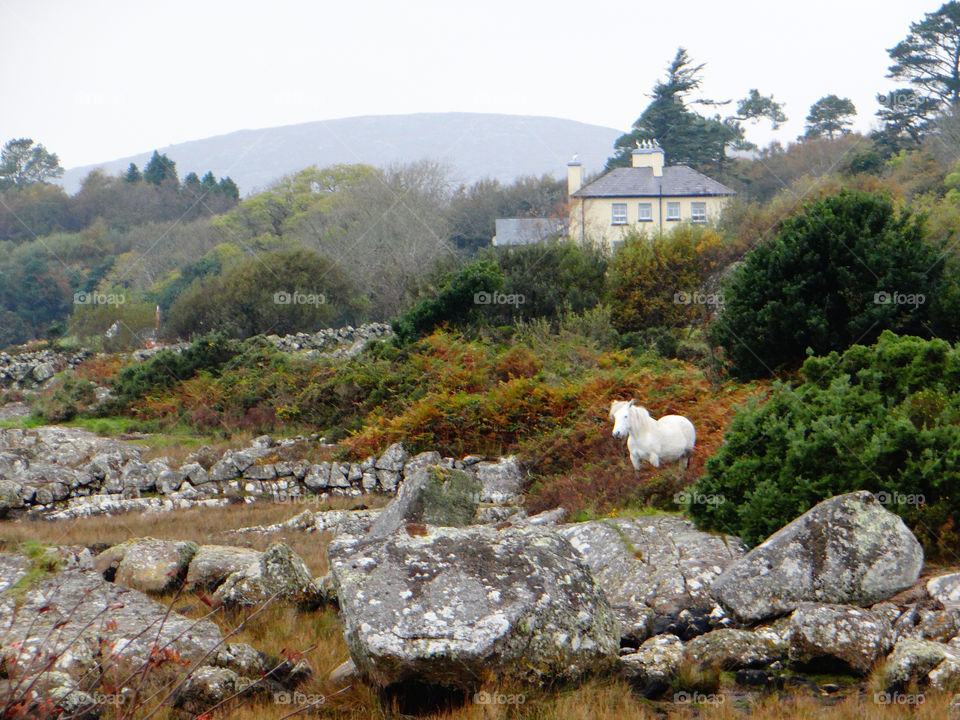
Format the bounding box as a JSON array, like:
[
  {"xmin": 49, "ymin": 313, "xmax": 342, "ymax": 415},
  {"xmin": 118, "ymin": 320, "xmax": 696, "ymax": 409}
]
[
  {"xmin": 113, "ymin": 332, "xmax": 240, "ymax": 404},
  {"xmin": 477, "ymin": 240, "xmax": 608, "ymax": 322},
  {"xmin": 711, "ymin": 190, "xmax": 952, "ymax": 379},
  {"xmin": 164, "ymin": 248, "xmax": 364, "ymax": 340},
  {"xmin": 605, "ymin": 224, "xmax": 732, "ymax": 334},
  {"xmin": 689, "ymin": 331, "xmax": 960, "ymax": 554},
  {"xmin": 392, "ymin": 259, "xmax": 504, "ymax": 343}
]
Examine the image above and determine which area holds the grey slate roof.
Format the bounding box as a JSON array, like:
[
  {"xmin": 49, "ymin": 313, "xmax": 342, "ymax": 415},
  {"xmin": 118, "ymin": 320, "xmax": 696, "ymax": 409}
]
[
  {"xmin": 572, "ymin": 165, "xmax": 736, "ymax": 198},
  {"xmin": 492, "ymin": 218, "xmax": 567, "ymax": 246}
]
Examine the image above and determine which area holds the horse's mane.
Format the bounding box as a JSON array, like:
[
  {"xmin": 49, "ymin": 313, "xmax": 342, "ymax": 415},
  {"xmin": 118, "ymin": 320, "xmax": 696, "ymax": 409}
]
[{"xmin": 628, "ymin": 404, "xmax": 653, "ymax": 435}]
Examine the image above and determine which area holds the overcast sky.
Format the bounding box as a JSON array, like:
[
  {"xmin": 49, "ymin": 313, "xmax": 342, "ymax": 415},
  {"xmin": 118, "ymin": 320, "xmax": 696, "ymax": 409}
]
[{"xmin": 0, "ymin": 0, "xmax": 941, "ymax": 170}]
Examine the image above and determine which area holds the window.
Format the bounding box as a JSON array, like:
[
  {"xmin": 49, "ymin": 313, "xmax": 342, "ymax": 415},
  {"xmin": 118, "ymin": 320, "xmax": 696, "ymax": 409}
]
[
  {"xmin": 637, "ymin": 203, "xmax": 653, "ymax": 221},
  {"xmin": 691, "ymin": 202, "xmax": 707, "ymax": 224},
  {"xmin": 611, "ymin": 203, "xmax": 627, "ymax": 225},
  {"xmin": 666, "ymin": 201, "xmax": 681, "ymax": 220}
]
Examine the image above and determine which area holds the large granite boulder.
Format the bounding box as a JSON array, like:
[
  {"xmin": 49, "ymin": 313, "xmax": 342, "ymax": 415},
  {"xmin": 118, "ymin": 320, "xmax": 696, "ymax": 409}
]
[
  {"xmin": 882, "ymin": 637, "xmax": 960, "ymax": 691},
  {"xmin": 683, "ymin": 628, "xmax": 786, "ymax": 670},
  {"xmin": 620, "ymin": 634, "xmax": 685, "ymax": 697},
  {"xmin": 212, "ymin": 542, "xmax": 318, "ymax": 608},
  {"xmin": 366, "ymin": 465, "xmax": 480, "ymax": 540},
  {"xmin": 472, "ymin": 456, "xmax": 523, "ymax": 503},
  {"xmin": 785, "ymin": 603, "xmax": 894, "ymax": 674},
  {"xmin": 185, "ymin": 545, "xmax": 262, "ymax": 592},
  {"xmin": 109, "ymin": 538, "xmax": 198, "ymax": 594},
  {"xmin": 711, "ymin": 492, "xmax": 923, "ymax": 623},
  {"xmin": 557, "ymin": 516, "xmax": 745, "ymax": 635},
  {"xmin": 0, "ymin": 566, "xmax": 222, "ymax": 681},
  {"xmin": 328, "ymin": 525, "xmax": 619, "ymax": 687}
]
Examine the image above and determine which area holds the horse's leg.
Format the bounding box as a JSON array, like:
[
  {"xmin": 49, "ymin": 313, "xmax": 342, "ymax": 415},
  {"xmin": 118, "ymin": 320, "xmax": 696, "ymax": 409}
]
[{"xmin": 648, "ymin": 453, "xmax": 660, "ymax": 468}]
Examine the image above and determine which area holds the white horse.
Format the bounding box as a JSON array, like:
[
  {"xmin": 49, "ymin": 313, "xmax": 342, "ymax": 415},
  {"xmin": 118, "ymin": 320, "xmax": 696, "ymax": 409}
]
[{"xmin": 609, "ymin": 400, "xmax": 696, "ymax": 470}]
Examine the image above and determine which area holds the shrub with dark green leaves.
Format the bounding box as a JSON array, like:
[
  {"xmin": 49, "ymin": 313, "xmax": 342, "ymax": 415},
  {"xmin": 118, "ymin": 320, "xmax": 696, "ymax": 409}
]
[
  {"xmin": 478, "ymin": 240, "xmax": 608, "ymax": 322},
  {"xmin": 689, "ymin": 331, "xmax": 960, "ymax": 554},
  {"xmin": 711, "ymin": 190, "xmax": 952, "ymax": 379},
  {"xmin": 113, "ymin": 332, "xmax": 240, "ymax": 404},
  {"xmin": 392, "ymin": 260, "xmax": 504, "ymax": 343}
]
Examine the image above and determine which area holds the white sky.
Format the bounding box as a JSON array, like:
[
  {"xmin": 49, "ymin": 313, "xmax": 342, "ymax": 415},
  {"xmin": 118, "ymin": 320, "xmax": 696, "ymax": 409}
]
[{"xmin": 0, "ymin": 0, "xmax": 940, "ymax": 169}]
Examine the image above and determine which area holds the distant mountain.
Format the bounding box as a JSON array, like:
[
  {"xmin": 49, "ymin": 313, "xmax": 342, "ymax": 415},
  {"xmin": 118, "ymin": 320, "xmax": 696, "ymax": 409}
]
[{"xmin": 60, "ymin": 113, "xmax": 621, "ymax": 195}]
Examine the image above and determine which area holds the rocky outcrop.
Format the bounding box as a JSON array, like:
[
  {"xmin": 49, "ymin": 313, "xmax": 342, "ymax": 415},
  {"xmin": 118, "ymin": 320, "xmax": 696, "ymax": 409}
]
[
  {"xmin": 683, "ymin": 628, "xmax": 786, "ymax": 670},
  {"xmin": 711, "ymin": 492, "xmax": 924, "ymax": 623},
  {"xmin": 882, "ymin": 637, "xmax": 960, "ymax": 691},
  {"xmin": 785, "ymin": 603, "xmax": 894, "ymax": 674},
  {"xmin": 94, "ymin": 537, "xmax": 198, "ymax": 593},
  {"xmin": 185, "ymin": 545, "xmax": 262, "ymax": 592},
  {"xmin": 328, "ymin": 525, "xmax": 619, "ymax": 687},
  {"xmin": 366, "ymin": 465, "xmax": 481, "ymax": 540},
  {"xmin": 557, "ymin": 516, "xmax": 745, "ymax": 638},
  {"xmin": 620, "ymin": 634, "xmax": 685, "ymax": 696},
  {"xmin": 212, "ymin": 542, "xmax": 319, "ymax": 608}
]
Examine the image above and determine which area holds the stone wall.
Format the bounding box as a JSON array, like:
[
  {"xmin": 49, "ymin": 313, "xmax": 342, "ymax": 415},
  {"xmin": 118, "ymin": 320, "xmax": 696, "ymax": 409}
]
[{"xmin": 0, "ymin": 426, "xmax": 521, "ymax": 520}]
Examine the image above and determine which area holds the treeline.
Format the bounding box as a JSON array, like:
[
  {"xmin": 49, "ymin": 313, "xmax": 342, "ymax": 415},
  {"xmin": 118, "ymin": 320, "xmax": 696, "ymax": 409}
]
[
  {"xmin": 0, "ymin": 154, "xmax": 566, "ymax": 348},
  {"xmin": 0, "ymin": 148, "xmax": 239, "ymax": 244}
]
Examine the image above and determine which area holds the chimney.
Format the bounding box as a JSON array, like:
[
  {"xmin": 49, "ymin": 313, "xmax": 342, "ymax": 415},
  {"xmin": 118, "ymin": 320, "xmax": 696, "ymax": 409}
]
[
  {"xmin": 631, "ymin": 139, "xmax": 664, "ymax": 177},
  {"xmin": 567, "ymin": 156, "xmax": 582, "ymax": 195}
]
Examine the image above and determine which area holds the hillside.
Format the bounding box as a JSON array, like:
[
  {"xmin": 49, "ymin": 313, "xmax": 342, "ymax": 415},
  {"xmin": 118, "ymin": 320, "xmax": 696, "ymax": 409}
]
[{"xmin": 59, "ymin": 112, "xmax": 621, "ymax": 194}]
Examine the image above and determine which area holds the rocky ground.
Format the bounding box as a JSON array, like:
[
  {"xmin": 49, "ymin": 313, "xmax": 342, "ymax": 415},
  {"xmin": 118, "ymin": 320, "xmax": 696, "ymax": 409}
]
[{"xmin": 3, "ymin": 401, "xmax": 960, "ymax": 717}]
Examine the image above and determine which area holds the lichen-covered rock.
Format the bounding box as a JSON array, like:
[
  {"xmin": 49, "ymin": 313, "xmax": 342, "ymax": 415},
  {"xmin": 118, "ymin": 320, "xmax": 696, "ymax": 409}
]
[
  {"xmin": 213, "ymin": 542, "xmax": 318, "ymax": 608},
  {"xmin": 683, "ymin": 628, "xmax": 786, "ymax": 670},
  {"xmin": 171, "ymin": 666, "xmax": 246, "ymax": 714},
  {"xmin": 557, "ymin": 516, "xmax": 745, "ymax": 633},
  {"xmin": 711, "ymin": 492, "xmax": 923, "ymax": 623},
  {"xmin": 786, "ymin": 603, "xmax": 893, "ymax": 674},
  {"xmin": 366, "ymin": 466, "xmax": 480, "ymax": 540},
  {"xmin": 0, "ymin": 568, "xmax": 223, "ymax": 680},
  {"xmin": 882, "ymin": 637, "xmax": 960, "ymax": 691},
  {"xmin": 375, "ymin": 442, "xmax": 409, "ymax": 472},
  {"xmin": 927, "ymin": 573, "xmax": 960, "ymax": 605},
  {"xmin": 473, "ymin": 456, "xmax": 523, "ymax": 503},
  {"xmin": 110, "ymin": 538, "xmax": 198, "ymax": 594},
  {"xmin": 0, "ymin": 478, "xmax": 24, "ymax": 516},
  {"xmin": 328, "ymin": 525, "xmax": 619, "ymax": 687},
  {"xmin": 620, "ymin": 634, "xmax": 684, "ymax": 696},
  {"xmin": 0, "ymin": 552, "xmax": 30, "ymax": 593},
  {"xmin": 185, "ymin": 545, "xmax": 262, "ymax": 592}
]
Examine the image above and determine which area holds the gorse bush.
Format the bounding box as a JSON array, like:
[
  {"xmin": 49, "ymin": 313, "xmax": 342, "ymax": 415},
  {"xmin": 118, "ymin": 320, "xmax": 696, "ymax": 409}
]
[
  {"xmin": 605, "ymin": 225, "xmax": 735, "ymax": 334},
  {"xmin": 689, "ymin": 331, "xmax": 960, "ymax": 554},
  {"xmin": 392, "ymin": 260, "xmax": 504, "ymax": 343},
  {"xmin": 113, "ymin": 332, "xmax": 240, "ymax": 404},
  {"xmin": 711, "ymin": 190, "xmax": 956, "ymax": 379}
]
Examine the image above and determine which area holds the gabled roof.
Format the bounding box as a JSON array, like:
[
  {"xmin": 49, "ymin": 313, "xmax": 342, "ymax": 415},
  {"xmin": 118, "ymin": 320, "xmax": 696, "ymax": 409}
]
[
  {"xmin": 572, "ymin": 165, "xmax": 736, "ymax": 198},
  {"xmin": 493, "ymin": 217, "xmax": 566, "ymax": 246}
]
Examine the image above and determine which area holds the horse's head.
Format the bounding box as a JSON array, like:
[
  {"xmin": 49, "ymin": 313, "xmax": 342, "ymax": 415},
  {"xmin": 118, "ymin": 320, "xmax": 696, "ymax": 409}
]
[{"xmin": 610, "ymin": 400, "xmax": 633, "ymax": 439}]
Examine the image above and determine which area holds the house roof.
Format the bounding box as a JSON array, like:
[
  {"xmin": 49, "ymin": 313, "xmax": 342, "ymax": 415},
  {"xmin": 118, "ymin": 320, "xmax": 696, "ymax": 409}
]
[
  {"xmin": 492, "ymin": 218, "xmax": 567, "ymax": 246},
  {"xmin": 572, "ymin": 165, "xmax": 736, "ymax": 198}
]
